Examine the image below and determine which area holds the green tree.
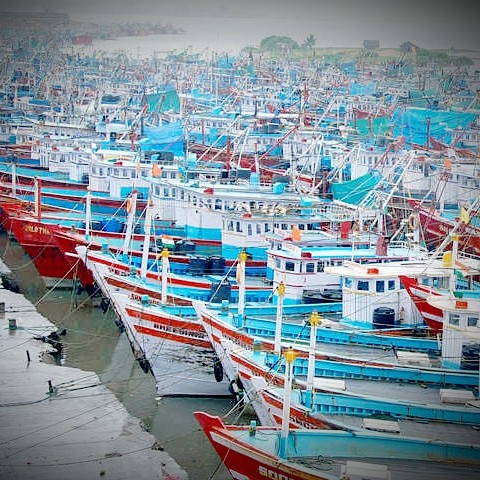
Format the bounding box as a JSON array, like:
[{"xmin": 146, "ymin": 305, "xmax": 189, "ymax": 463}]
[
  {"xmin": 260, "ymin": 35, "xmax": 299, "ymax": 52},
  {"xmin": 302, "ymin": 34, "xmax": 316, "ymax": 49}
]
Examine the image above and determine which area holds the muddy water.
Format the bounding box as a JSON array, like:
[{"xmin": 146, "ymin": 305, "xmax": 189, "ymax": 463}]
[{"xmin": 0, "ymin": 232, "xmax": 239, "ymax": 479}]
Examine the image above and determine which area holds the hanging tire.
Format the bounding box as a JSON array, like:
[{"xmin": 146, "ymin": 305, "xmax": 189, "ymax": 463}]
[{"xmin": 213, "ymin": 358, "xmax": 224, "ymax": 382}]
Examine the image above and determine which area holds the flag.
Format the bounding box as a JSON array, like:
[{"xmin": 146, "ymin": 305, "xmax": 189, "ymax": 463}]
[
  {"xmin": 460, "ymin": 205, "xmax": 470, "ymax": 224},
  {"xmin": 161, "ymin": 235, "xmax": 175, "ymax": 248}
]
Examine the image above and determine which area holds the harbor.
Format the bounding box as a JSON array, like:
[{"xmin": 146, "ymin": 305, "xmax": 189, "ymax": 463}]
[{"xmin": 1, "ymin": 3, "xmax": 480, "ymax": 479}]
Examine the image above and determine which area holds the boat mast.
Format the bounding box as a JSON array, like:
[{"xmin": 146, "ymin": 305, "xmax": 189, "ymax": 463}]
[
  {"xmin": 34, "ymin": 177, "xmax": 41, "ymax": 220},
  {"xmin": 140, "ymin": 195, "xmax": 153, "ymax": 279},
  {"xmin": 274, "ymin": 282, "xmax": 285, "ymax": 355},
  {"xmin": 85, "ymin": 187, "xmax": 91, "ymax": 241},
  {"xmin": 236, "ymin": 250, "xmax": 247, "ymax": 323},
  {"xmin": 305, "ymin": 311, "xmax": 320, "ymax": 408},
  {"xmin": 279, "ymin": 347, "xmax": 296, "ymax": 458},
  {"xmin": 10, "ymin": 156, "xmax": 17, "ymax": 198},
  {"xmin": 122, "ymin": 190, "xmax": 138, "ymax": 255},
  {"xmin": 160, "ymin": 248, "xmax": 169, "ymax": 305}
]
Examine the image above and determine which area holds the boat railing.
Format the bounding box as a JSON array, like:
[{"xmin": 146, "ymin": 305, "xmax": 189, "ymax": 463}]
[
  {"xmin": 388, "ymin": 239, "xmax": 428, "ymax": 253},
  {"xmin": 457, "ymin": 250, "xmax": 480, "ymax": 264}
]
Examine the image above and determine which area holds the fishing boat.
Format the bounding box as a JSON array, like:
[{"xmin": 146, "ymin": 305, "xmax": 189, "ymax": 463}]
[
  {"xmin": 76, "ymin": 245, "xmax": 343, "ymax": 397},
  {"xmin": 400, "ymin": 272, "xmax": 480, "ymax": 333},
  {"xmin": 194, "ymin": 342, "xmax": 480, "ymax": 480},
  {"xmin": 425, "ymin": 293, "xmax": 480, "ymax": 371},
  {"xmin": 2, "ymin": 188, "xmax": 148, "ymax": 288},
  {"xmin": 195, "ymin": 408, "xmax": 480, "ymax": 480},
  {"xmin": 410, "ymin": 196, "xmax": 480, "ymax": 258},
  {"xmin": 147, "ymin": 167, "xmax": 329, "ymax": 248}
]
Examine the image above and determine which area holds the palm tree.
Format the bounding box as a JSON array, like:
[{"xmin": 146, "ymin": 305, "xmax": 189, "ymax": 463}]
[{"xmin": 302, "ymin": 34, "xmax": 316, "ymax": 50}]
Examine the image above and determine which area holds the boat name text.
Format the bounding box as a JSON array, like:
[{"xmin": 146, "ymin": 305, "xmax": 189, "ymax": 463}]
[{"xmin": 259, "ymin": 466, "xmax": 294, "ymax": 480}]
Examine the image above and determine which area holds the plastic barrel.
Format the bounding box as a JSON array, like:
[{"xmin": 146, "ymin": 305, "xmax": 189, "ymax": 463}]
[
  {"xmin": 208, "ymin": 255, "xmax": 225, "ymax": 275},
  {"xmin": 461, "ymin": 343, "xmax": 480, "ymax": 370},
  {"xmin": 372, "ymin": 307, "xmax": 395, "ymax": 329},
  {"xmin": 188, "ymin": 256, "xmax": 208, "ymax": 276}
]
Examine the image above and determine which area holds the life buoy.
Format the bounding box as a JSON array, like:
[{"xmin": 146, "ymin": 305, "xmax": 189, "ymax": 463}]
[{"xmin": 408, "ymin": 213, "xmax": 420, "ymax": 231}]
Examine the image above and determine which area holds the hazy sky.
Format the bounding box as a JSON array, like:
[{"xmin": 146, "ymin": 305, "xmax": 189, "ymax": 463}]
[{"xmin": 3, "ymin": 0, "xmax": 479, "ymax": 50}]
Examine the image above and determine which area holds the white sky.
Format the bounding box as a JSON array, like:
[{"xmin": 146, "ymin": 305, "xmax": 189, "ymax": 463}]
[{"xmin": 2, "ymin": 0, "xmax": 479, "ymax": 50}]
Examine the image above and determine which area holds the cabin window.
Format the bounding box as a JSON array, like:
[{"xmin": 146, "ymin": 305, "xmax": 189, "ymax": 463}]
[
  {"xmin": 345, "ymin": 277, "xmax": 352, "ymax": 288},
  {"xmin": 215, "ymin": 199, "xmax": 222, "ymax": 210},
  {"xmin": 358, "ymin": 280, "xmax": 369, "ymax": 291},
  {"xmin": 306, "ymin": 263, "xmax": 315, "ymax": 273},
  {"xmin": 467, "ymin": 317, "xmax": 478, "ymax": 327},
  {"xmin": 256, "ymin": 224, "xmax": 262, "ymax": 234},
  {"xmin": 236, "ymin": 222, "xmax": 241, "ymax": 232},
  {"xmin": 299, "ymin": 224, "xmax": 305, "ymax": 230},
  {"xmin": 163, "ymin": 188, "xmax": 169, "ymax": 198},
  {"xmin": 317, "ymin": 262, "xmax": 324, "ymax": 272},
  {"xmin": 247, "ymin": 224, "xmax": 252, "ymax": 236},
  {"xmin": 376, "ymin": 280, "xmax": 385, "ymax": 293},
  {"xmin": 285, "ymin": 261, "xmax": 295, "ymax": 272},
  {"xmin": 180, "ymin": 191, "xmax": 185, "ymax": 200},
  {"xmin": 227, "ymin": 221, "xmax": 234, "ymax": 231},
  {"xmin": 388, "ymin": 280, "xmax": 395, "ymax": 290},
  {"xmin": 449, "ymin": 314, "xmax": 460, "ymax": 326},
  {"xmin": 281, "ymin": 223, "xmax": 288, "ymax": 230},
  {"xmin": 265, "ymin": 224, "xmax": 271, "ymax": 232},
  {"xmin": 275, "ymin": 258, "xmax": 281, "ymax": 269}
]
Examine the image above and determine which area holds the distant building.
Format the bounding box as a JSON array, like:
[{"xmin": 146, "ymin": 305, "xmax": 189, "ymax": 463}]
[{"xmin": 363, "ymin": 40, "xmax": 380, "ymax": 50}]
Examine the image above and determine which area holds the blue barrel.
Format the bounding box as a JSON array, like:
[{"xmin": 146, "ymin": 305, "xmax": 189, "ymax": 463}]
[
  {"xmin": 372, "ymin": 307, "xmax": 395, "ymax": 329},
  {"xmin": 101, "ymin": 218, "xmax": 120, "ymax": 232},
  {"xmin": 461, "ymin": 343, "xmax": 480, "ymax": 370},
  {"xmin": 208, "ymin": 255, "xmax": 225, "ymax": 275},
  {"xmin": 90, "ymin": 220, "xmax": 103, "ymax": 231},
  {"xmin": 188, "ymin": 256, "xmax": 208, "ymax": 276}
]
